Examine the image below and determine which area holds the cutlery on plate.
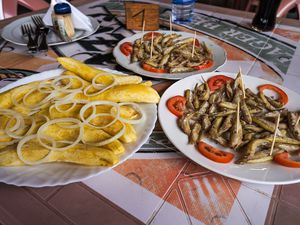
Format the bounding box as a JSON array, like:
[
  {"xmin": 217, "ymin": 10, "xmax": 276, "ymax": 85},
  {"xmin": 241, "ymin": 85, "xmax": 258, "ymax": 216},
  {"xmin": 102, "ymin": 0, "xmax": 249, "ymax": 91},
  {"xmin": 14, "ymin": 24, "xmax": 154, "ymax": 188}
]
[
  {"xmin": 21, "ymin": 24, "xmax": 38, "ymax": 54},
  {"xmin": 31, "ymin": 15, "xmax": 49, "ymax": 52}
]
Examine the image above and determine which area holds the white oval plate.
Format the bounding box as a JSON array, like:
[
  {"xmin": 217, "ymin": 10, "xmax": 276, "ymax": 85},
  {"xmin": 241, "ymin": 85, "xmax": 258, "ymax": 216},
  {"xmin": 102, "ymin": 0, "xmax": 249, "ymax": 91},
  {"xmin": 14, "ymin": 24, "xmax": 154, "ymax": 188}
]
[
  {"xmin": 0, "ymin": 68, "xmax": 157, "ymax": 187},
  {"xmin": 1, "ymin": 14, "xmax": 100, "ymax": 46},
  {"xmin": 158, "ymin": 72, "xmax": 300, "ymax": 185},
  {"xmin": 113, "ymin": 31, "xmax": 227, "ymax": 80}
]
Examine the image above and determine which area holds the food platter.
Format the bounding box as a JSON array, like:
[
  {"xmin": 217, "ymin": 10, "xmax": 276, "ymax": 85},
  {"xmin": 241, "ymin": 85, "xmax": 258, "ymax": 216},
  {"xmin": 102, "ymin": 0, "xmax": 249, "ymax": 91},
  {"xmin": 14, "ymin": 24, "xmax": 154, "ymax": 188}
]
[
  {"xmin": 158, "ymin": 72, "xmax": 300, "ymax": 185},
  {"xmin": 1, "ymin": 14, "xmax": 100, "ymax": 46},
  {"xmin": 0, "ymin": 68, "xmax": 157, "ymax": 187},
  {"xmin": 113, "ymin": 31, "xmax": 227, "ymax": 80}
]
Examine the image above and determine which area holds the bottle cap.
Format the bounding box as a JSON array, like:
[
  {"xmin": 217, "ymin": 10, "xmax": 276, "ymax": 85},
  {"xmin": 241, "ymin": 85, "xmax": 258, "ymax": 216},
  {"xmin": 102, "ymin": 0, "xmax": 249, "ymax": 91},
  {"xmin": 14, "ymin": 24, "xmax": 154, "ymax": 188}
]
[{"xmin": 54, "ymin": 3, "xmax": 72, "ymax": 15}]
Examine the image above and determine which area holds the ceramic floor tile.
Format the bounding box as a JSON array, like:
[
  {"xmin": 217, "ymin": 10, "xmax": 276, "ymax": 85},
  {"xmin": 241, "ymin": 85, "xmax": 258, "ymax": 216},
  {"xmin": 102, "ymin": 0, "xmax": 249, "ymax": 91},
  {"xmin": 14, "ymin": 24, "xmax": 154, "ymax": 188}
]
[
  {"xmin": 148, "ymin": 189, "xmax": 192, "ymax": 225},
  {"xmin": 273, "ymin": 200, "xmax": 300, "ymax": 225},
  {"xmin": 246, "ymin": 60, "xmax": 284, "ymax": 84},
  {"xmin": 239, "ymin": 182, "xmax": 274, "ymax": 198},
  {"xmin": 279, "ymin": 183, "xmax": 300, "ymax": 209},
  {"xmin": 27, "ymin": 186, "xmax": 63, "ymax": 200},
  {"xmin": 48, "ymin": 183, "xmax": 142, "ymax": 225},
  {"xmin": 177, "ymin": 174, "xmax": 239, "ymax": 225},
  {"xmin": 0, "ymin": 183, "xmax": 70, "ymax": 225},
  {"xmin": 227, "ymin": 180, "xmax": 273, "ymax": 225},
  {"xmin": 114, "ymin": 158, "xmax": 187, "ymax": 198},
  {"xmin": 183, "ymin": 161, "xmax": 209, "ymax": 176}
]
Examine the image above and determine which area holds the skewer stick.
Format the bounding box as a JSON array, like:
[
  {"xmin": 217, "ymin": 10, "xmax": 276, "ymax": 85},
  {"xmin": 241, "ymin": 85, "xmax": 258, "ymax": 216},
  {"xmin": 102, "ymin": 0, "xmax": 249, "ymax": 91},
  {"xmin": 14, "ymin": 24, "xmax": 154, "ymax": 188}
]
[
  {"xmin": 150, "ymin": 31, "xmax": 154, "ymax": 58},
  {"xmin": 239, "ymin": 67, "xmax": 246, "ymax": 99},
  {"xmin": 296, "ymin": 114, "xmax": 300, "ymax": 126},
  {"xmin": 191, "ymin": 31, "xmax": 196, "ymax": 58},
  {"xmin": 236, "ymin": 101, "xmax": 240, "ymax": 135},
  {"xmin": 201, "ymin": 76, "xmax": 206, "ymax": 83},
  {"xmin": 169, "ymin": 14, "xmax": 172, "ymax": 32},
  {"xmin": 141, "ymin": 19, "xmax": 145, "ymax": 43},
  {"xmin": 270, "ymin": 114, "xmax": 281, "ymax": 156}
]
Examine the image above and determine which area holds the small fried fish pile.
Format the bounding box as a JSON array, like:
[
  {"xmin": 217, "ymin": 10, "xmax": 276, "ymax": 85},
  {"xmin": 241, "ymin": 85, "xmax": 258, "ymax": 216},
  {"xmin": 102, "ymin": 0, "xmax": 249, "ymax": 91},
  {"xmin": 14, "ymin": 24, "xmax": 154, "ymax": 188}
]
[
  {"xmin": 178, "ymin": 72, "xmax": 300, "ymax": 164},
  {"xmin": 0, "ymin": 57, "xmax": 160, "ymax": 167},
  {"xmin": 131, "ymin": 32, "xmax": 212, "ymax": 73}
]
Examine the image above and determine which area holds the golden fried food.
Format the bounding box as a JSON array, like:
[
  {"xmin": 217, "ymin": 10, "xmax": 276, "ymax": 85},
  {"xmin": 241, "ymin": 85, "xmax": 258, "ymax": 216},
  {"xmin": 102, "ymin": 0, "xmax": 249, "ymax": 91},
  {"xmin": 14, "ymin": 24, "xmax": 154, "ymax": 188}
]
[
  {"xmin": 0, "ymin": 82, "xmax": 38, "ymax": 109},
  {"xmin": 0, "ymin": 142, "xmax": 118, "ymax": 166},
  {"xmin": 75, "ymin": 84, "xmax": 160, "ymax": 103},
  {"xmin": 57, "ymin": 57, "xmax": 143, "ymax": 84},
  {"xmin": 0, "ymin": 57, "xmax": 158, "ymax": 167}
]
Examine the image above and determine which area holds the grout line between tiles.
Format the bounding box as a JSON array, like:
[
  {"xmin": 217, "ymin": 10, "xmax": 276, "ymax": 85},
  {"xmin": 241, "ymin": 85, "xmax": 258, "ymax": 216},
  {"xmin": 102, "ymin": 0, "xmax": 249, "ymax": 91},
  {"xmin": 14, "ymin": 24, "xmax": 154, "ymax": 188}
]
[{"xmin": 25, "ymin": 187, "xmax": 77, "ymax": 225}]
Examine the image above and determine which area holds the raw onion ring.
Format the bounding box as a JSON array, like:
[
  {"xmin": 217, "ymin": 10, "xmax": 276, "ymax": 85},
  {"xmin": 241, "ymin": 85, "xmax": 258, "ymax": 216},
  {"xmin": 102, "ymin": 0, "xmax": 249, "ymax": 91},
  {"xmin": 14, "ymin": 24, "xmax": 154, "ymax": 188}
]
[
  {"xmin": 51, "ymin": 75, "xmax": 85, "ymax": 93},
  {"xmin": 17, "ymin": 134, "xmax": 52, "ymax": 165},
  {"xmin": 37, "ymin": 118, "xmax": 83, "ymax": 151},
  {"xmin": 82, "ymin": 120, "xmax": 125, "ymax": 146},
  {"xmin": 83, "ymin": 74, "xmax": 116, "ymax": 96},
  {"xmin": 118, "ymin": 102, "xmax": 145, "ymax": 124},
  {"xmin": 79, "ymin": 101, "xmax": 120, "ymax": 129}
]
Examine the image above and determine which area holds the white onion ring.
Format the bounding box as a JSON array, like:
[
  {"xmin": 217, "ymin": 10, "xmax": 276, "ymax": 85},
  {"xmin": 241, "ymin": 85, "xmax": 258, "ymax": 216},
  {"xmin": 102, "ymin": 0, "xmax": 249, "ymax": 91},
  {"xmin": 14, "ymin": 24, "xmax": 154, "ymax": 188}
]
[
  {"xmin": 54, "ymin": 101, "xmax": 77, "ymax": 113},
  {"xmin": 82, "ymin": 120, "xmax": 125, "ymax": 146},
  {"xmin": 0, "ymin": 109, "xmax": 25, "ymax": 140},
  {"xmin": 37, "ymin": 79, "xmax": 55, "ymax": 93},
  {"xmin": 5, "ymin": 116, "xmax": 35, "ymax": 139},
  {"xmin": 17, "ymin": 134, "xmax": 52, "ymax": 165},
  {"xmin": 37, "ymin": 118, "xmax": 83, "ymax": 151},
  {"xmin": 92, "ymin": 73, "xmax": 115, "ymax": 89},
  {"xmin": 51, "ymin": 75, "xmax": 85, "ymax": 93},
  {"xmin": 83, "ymin": 74, "xmax": 116, "ymax": 96},
  {"xmin": 11, "ymin": 83, "xmax": 37, "ymax": 106},
  {"xmin": 79, "ymin": 101, "xmax": 120, "ymax": 129},
  {"xmin": 22, "ymin": 87, "xmax": 57, "ymax": 109},
  {"xmin": 118, "ymin": 102, "xmax": 145, "ymax": 124},
  {"xmin": 54, "ymin": 90, "xmax": 82, "ymax": 102},
  {"xmin": 0, "ymin": 139, "xmax": 19, "ymax": 146}
]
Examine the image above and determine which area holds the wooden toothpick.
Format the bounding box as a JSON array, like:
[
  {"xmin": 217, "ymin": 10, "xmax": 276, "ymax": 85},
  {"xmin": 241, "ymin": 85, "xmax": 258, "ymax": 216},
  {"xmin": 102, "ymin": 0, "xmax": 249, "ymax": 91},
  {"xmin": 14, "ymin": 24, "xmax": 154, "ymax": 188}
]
[
  {"xmin": 150, "ymin": 31, "xmax": 154, "ymax": 58},
  {"xmin": 236, "ymin": 101, "xmax": 240, "ymax": 135},
  {"xmin": 169, "ymin": 14, "xmax": 172, "ymax": 32},
  {"xmin": 239, "ymin": 67, "xmax": 246, "ymax": 99},
  {"xmin": 191, "ymin": 31, "xmax": 196, "ymax": 58},
  {"xmin": 270, "ymin": 114, "xmax": 281, "ymax": 156},
  {"xmin": 296, "ymin": 114, "xmax": 300, "ymax": 126},
  {"xmin": 141, "ymin": 19, "xmax": 145, "ymax": 43}
]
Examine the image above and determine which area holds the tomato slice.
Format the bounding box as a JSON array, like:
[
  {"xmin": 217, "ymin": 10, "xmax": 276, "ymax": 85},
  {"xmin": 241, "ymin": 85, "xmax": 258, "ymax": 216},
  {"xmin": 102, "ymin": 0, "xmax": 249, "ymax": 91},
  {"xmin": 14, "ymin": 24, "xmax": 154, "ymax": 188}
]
[
  {"xmin": 120, "ymin": 42, "xmax": 133, "ymax": 56},
  {"xmin": 142, "ymin": 63, "xmax": 166, "ymax": 73},
  {"xmin": 207, "ymin": 75, "xmax": 234, "ymax": 92},
  {"xmin": 274, "ymin": 152, "xmax": 300, "ymax": 168},
  {"xmin": 193, "ymin": 39, "xmax": 200, "ymax": 47},
  {"xmin": 143, "ymin": 32, "xmax": 162, "ymax": 41},
  {"xmin": 258, "ymin": 84, "xmax": 288, "ymax": 105},
  {"xmin": 193, "ymin": 60, "xmax": 213, "ymax": 71},
  {"xmin": 197, "ymin": 141, "xmax": 234, "ymax": 163},
  {"xmin": 167, "ymin": 96, "xmax": 186, "ymax": 117}
]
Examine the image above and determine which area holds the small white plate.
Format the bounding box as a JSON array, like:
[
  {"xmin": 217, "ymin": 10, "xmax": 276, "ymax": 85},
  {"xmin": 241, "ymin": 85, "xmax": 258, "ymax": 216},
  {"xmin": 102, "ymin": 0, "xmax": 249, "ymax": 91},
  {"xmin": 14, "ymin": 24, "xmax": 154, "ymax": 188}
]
[
  {"xmin": 1, "ymin": 14, "xmax": 100, "ymax": 46},
  {"xmin": 0, "ymin": 68, "xmax": 157, "ymax": 187},
  {"xmin": 158, "ymin": 72, "xmax": 300, "ymax": 185},
  {"xmin": 113, "ymin": 31, "xmax": 226, "ymax": 80}
]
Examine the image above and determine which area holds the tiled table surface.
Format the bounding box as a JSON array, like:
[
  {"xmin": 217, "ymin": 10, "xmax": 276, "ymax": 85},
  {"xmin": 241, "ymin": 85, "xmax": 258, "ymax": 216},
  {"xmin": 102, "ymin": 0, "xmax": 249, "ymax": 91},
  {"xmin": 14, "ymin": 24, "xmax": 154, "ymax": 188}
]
[{"xmin": 1, "ymin": 1, "xmax": 300, "ymax": 225}]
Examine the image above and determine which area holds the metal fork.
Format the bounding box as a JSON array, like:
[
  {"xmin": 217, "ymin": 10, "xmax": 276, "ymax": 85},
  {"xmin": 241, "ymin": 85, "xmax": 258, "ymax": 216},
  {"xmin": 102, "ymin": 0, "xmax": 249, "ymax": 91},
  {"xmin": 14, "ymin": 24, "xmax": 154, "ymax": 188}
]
[
  {"xmin": 21, "ymin": 24, "xmax": 38, "ymax": 53},
  {"xmin": 31, "ymin": 15, "xmax": 49, "ymax": 52}
]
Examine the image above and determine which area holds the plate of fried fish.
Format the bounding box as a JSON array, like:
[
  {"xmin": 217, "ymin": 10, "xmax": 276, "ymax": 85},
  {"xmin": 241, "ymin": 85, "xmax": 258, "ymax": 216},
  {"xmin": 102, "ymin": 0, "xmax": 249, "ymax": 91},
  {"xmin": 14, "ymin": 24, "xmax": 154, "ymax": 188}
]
[
  {"xmin": 113, "ymin": 31, "xmax": 226, "ymax": 80},
  {"xmin": 0, "ymin": 57, "xmax": 159, "ymax": 187},
  {"xmin": 159, "ymin": 71, "xmax": 300, "ymax": 185}
]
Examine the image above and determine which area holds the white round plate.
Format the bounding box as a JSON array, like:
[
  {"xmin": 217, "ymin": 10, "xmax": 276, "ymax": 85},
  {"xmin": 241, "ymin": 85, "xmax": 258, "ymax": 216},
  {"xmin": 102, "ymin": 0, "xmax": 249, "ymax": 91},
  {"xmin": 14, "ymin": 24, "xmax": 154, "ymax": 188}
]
[
  {"xmin": 113, "ymin": 31, "xmax": 226, "ymax": 80},
  {"xmin": 158, "ymin": 72, "xmax": 300, "ymax": 185},
  {"xmin": 1, "ymin": 14, "xmax": 100, "ymax": 46},
  {"xmin": 0, "ymin": 68, "xmax": 157, "ymax": 187}
]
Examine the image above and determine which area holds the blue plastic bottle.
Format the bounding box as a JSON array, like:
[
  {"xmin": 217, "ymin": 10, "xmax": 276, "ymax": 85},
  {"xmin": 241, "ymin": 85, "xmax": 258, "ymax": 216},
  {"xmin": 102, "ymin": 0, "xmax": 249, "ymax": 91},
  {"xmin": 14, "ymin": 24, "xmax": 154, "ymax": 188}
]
[{"xmin": 172, "ymin": 0, "xmax": 195, "ymax": 24}]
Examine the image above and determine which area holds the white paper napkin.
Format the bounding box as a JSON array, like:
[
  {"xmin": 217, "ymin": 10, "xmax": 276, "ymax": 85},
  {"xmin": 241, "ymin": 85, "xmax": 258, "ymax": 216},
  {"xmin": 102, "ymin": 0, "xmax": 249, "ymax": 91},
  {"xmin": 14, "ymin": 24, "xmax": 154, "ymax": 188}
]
[{"xmin": 43, "ymin": 0, "xmax": 93, "ymax": 32}]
